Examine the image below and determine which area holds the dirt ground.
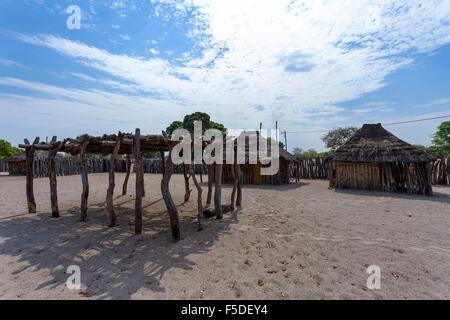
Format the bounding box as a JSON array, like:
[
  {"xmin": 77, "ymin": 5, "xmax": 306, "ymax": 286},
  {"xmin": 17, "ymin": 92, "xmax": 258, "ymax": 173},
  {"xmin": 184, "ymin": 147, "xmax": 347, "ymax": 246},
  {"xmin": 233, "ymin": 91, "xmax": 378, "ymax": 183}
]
[{"xmin": 0, "ymin": 173, "xmax": 448, "ymax": 300}]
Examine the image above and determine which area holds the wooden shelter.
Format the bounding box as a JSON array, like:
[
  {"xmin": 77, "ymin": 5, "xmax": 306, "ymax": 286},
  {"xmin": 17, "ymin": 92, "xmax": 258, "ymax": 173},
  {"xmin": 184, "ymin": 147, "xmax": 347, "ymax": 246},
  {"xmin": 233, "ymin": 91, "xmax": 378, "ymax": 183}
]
[
  {"xmin": 5, "ymin": 150, "xmax": 51, "ymax": 176},
  {"xmin": 326, "ymin": 123, "xmax": 435, "ymax": 195},
  {"xmin": 18, "ymin": 130, "xmax": 243, "ymax": 241},
  {"xmin": 221, "ymin": 131, "xmax": 299, "ymax": 185}
]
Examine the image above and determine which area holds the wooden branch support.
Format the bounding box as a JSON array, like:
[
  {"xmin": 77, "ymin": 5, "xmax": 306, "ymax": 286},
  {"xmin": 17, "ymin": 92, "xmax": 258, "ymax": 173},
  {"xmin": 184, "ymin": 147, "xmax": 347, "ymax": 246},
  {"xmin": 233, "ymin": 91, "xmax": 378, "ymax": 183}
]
[
  {"xmin": 206, "ymin": 165, "xmax": 213, "ymax": 206},
  {"xmin": 160, "ymin": 151, "xmax": 165, "ymax": 174},
  {"xmin": 236, "ymin": 164, "xmax": 243, "ymax": 210},
  {"xmin": 214, "ymin": 164, "xmax": 223, "ymax": 219},
  {"xmin": 230, "ymin": 164, "xmax": 238, "ymax": 211},
  {"xmin": 183, "ymin": 164, "xmax": 191, "ymax": 202},
  {"xmin": 25, "ymin": 137, "xmax": 39, "ymax": 213},
  {"xmin": 161, "ymin": 133, "xmax": 181, "ymax": 241},
  {"xmin": 134, "ymin": 129, "xmax": 143, "ymax": 235},
  {"xmin": 122, "ymin": 154, "xmax": 131, "ymax": 195},
  {"xmin": 106, "ymin": 133, "xmax": 122, "ymax": 227},
  {"xmin": 48, "ymin": 136, "xmax": 65, "ymax": 217},
  {"xmin": 80, "ymin": 140, "xmax": 89, "ymax": 221},
  {"xmin": 190, "ymin": 164, "xmax": 203, "ymax": 231}
]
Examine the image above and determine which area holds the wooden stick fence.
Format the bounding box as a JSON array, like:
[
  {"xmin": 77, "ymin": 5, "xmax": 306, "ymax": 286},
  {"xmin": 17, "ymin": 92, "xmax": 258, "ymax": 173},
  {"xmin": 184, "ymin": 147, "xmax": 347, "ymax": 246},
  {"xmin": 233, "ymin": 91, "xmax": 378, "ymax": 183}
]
[{"xmin": 4, "ymin": 157, "xmax": 207, "ymax": 178}]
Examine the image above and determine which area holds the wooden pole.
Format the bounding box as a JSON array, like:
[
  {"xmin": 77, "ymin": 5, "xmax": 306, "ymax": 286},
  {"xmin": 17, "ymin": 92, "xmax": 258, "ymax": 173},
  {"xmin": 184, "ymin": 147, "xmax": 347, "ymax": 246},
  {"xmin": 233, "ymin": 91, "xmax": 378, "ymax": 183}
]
[
  {"xmin": 206, "ymin": 165, "xmax": 213, "ymax": 206},
  {"xmin": 106, "ymin": 133, "xmax": 121, "ymax": 227},
  {"xmin": 25, "ymin": 137, "xmax": 39, "ymax": 213},
  {"xmin": 230, "ymin": 164, "xmax": 238, "ymax": 210},
  {"xmin": 236, "ymin": 164, "xmax": 243, "ymax": 209},
  {"xmin": 122, "ymin": 154, "xmax": 131, "ymax": 195},
  {"xmin": 134, "ymin": 129, "xmax": 143, "ymax": 234},
  {"xmin": 48, "ymin": 137, "xmax": 65, "ymax": 218},
  {"xmin": 190, "ymin": 164, "xmax": 203, "ymax": 231},
  {"xmin": 214, "ymin": 163, "xmax": 223, "ymax": 219},
  {"xmin": 160, "ymin": 151, "xmax": 165, "ymax": 174},
  {"xmin": 183, "ymin": 164, "xmax": 191, "ymax": 202},
  {"xmin": 161, "ymin": 141, "xmax": 181, "ymax": 241},
  {"xmin": 80, "ymin": 140, "xmax": 89, "ymax": 222}
]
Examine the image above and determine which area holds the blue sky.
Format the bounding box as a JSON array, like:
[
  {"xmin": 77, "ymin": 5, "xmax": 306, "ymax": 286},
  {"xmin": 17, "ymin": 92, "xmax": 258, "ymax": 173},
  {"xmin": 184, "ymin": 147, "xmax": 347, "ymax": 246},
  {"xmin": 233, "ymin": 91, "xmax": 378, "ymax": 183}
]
[{"xmin": 0, "ymin": 0, "xmax": 449, "ymax": 152}]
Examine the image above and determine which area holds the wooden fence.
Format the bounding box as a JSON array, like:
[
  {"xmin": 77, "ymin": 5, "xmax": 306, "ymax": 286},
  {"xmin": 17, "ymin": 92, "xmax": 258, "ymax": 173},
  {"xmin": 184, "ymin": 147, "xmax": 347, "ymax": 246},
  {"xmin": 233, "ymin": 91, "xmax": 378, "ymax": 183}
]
[
  {"xmin": 292, "ymin": 157, "xmax": 328, "ymax": 180},
  {"xmin": 292, "ymin": 156, "xmax": 450, "ymax": 186},
  {"xmin": 0, "ymin": 157, "xmax": 207, "ymax": 178},
  {"xmin": 0, "ymin": 160, "xmax": 6, "ymax": 173},
  {"xmin": 1, "ymin": 155, "xmax": 449, "ymax": 186},
  {"xmin": 431, "ymin": 156, "xmax": 450, "ymax": 185}
]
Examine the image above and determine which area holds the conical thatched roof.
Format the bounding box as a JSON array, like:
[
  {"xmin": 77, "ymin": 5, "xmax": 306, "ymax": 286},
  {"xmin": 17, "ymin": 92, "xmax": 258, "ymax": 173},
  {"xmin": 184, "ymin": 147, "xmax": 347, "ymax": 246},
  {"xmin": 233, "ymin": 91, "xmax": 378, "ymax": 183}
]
[
  {"xmin": 232, "ymin": 131, "xmax": 299, "ymax": 163},
  {"xmin": 5, "ymin": 150, "xmax": 50, "ymax": 162},
  {"xmin": 326, "ymin": 123, "xmax": 436, "ymax": 163}
]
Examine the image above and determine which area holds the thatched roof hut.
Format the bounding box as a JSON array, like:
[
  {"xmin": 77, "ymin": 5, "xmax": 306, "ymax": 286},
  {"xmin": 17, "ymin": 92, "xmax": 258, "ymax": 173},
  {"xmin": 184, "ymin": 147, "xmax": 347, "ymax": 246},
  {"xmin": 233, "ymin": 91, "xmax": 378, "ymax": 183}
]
[
  {"xmin": 221, "ymin": 131, "xmax": 299, "ymax": 184},
  {"xmin": 5, "ymin": 150, "xmax": 50, "ymax": 175},
  {"xmin": 326, "ymin": 123, "xmax": 435, "ymax": 195}
]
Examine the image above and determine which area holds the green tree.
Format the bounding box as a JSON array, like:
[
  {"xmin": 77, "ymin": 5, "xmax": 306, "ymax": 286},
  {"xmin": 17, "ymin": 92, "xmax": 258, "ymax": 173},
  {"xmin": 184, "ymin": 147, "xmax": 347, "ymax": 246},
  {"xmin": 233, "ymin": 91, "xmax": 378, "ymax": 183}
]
[
  {"xmin": 322, "ymin": 127, "xmax": 358, "ymax": 151},
  {"xmin": 166, "ymin": 121, "xmax": 184, "ymax": 135},
  {"xmin": 0, "ymin": 139, "xmax": 23, "ymax": 159},
  {"xmin": 166, "ymin": 112, "xmax": 227, "ymax": 135},
  {"xmin": 432, "ymin": 121, "xmax": 450, "ymax": 155},
  {"xmin": 267, "ymin": 137, "xmax": 285, "ymax": 149},
  {"xmin": 292, "ymin": 147, "xmax": 319, "ymax": 158}
]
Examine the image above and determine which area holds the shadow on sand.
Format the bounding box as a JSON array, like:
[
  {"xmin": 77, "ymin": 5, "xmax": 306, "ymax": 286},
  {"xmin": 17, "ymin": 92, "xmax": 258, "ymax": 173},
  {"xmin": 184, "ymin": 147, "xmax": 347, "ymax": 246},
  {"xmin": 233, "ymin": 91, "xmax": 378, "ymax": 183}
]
[
  {"xmin": 0, "ymin": 195, "xmax": 237, "ymax": 299},
  {"xmin": 333, "ymin": 186, "xmax": 450, "ymax": 205}
]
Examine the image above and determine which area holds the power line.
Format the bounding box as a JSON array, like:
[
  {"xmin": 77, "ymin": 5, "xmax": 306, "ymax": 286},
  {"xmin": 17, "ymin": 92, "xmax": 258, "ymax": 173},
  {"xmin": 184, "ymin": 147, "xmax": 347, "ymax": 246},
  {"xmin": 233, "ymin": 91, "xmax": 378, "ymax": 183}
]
[{"xmin": 283, "ymin": 114, "xmax": 450, "ymax": 134}]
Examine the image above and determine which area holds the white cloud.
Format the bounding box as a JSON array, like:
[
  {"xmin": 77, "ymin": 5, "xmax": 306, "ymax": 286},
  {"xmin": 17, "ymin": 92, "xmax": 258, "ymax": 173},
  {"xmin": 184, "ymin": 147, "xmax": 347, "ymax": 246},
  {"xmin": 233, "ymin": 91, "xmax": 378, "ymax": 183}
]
[
  {"xmin": 414, "ymin": 98, "xmax": 450, "ymax": 108},
  {"xmin": 119, "ymin": 34, "xmax": 131, "ymax": 41},
  {"xmin": 4, "ymin": 0, "xmax": 450, "ymax": 149}
]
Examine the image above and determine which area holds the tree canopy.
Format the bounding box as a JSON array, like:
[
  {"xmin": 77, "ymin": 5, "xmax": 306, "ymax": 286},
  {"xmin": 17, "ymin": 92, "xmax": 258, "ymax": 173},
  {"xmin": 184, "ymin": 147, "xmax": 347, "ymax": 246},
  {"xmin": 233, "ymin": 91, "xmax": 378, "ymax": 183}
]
[
  {"xmin": 267, "ymin": 137, "xmax": 285, "ymax": 149},
  {"xmin": 321, "ymin": 127, "xmax": 358, "ymax": 151},
  {"xmin": 0, "ymin": 139, "xmax": 23, "ymax": 160},
  {"xmin": 166, "ymin": 112, "xmax": 227, "ymax": 135},
  {"xmin": 432, "ymin": 121, "xmax": 450, "ymax": 155}
]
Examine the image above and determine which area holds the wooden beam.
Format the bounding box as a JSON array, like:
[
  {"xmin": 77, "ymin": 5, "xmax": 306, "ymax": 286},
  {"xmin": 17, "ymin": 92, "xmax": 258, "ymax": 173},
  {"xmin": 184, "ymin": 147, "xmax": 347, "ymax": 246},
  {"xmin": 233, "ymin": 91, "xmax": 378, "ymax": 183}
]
[
  {"xmin": 134, "ymin": 129, "xmax": 143, "ymax": 235},
  {"xmin": 161, "ymin": 143, "xmax": 181, "ymax": 241},
  {"xmin": 25, "ymin": 137, "xmax": 39, "ymax": 213},
  {"xmin": 80, "ymin": 140, "xmax": 89, "ymax": 221},
  {"xmin": 190, "ymin": 164, "xmax": 203, "ymax": 231},
  {"xmin": 214, "ymin": 163, "xmax": 223, "ymax": 219},
  {"xmin": 106, "ymin": 133, "xmax": 122, "ymax": 227},
  {"xmin": 122, "ymin": 154, "xmax": 131, "ymax": 195}
]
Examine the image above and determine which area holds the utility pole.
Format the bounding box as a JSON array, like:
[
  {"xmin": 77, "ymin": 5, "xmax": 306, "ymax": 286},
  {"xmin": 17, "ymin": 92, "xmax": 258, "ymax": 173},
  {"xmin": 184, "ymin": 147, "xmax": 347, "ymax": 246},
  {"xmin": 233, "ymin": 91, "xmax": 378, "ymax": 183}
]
[
  {"xmin": 275, "ymin": 121, "xmax": 278, "ymax": 142},
  {"xmin": 283, "ymin": 131, "xmax": 287, "ymax": 150},
  {"xmin": 259, "ymin": 122, "xmax": 262, "ymax": 133}
]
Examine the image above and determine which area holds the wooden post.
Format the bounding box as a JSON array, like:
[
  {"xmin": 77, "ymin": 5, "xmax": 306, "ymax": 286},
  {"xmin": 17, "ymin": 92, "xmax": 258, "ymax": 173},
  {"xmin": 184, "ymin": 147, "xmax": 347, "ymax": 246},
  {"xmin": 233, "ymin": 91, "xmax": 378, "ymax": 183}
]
[
  {"xmin": 122, "ymin": 154, "xmax": 131, "ymax": 195},
  {"xmin": 160, "ymin": 151, "xmax": 165, "ymax": 174},
  {"xmin": 183, "ymin": 164, "xmax": 191, "ymax": 202},
  {"xmin": 214, "ymin": 163, "xmax": 223, "ymax": 219},
  {"xmin": 161, "ymin": 132, "xmax": 181, "ymax": 241},
  {"xmin": 236, "ymin": 164, "xmax": 243, "ymax": 209},
  {"xmin": 106, "ymin": 133, "xmax": 121, "ymax": 227},
  {"xmin": 80, "ymin": 140, "xmax": 89, "ymax": 222},
  {"xmin": 25, "ymin": 137, "xmax": 39, "ymax": 213},
  {"xmin": 190, "ymin": 164, "xmax": 203, "ymax": 231},
  {"xmin": 206, "ymin": 165, "xmax": 213, "ymax": 206},
  {"xmin": 134, "ymin": 129, "xmax": 143, "ymax": 234},
  {"xmin": 48, "ymin": 137, "xmax": 65, "ymax": 218},
  {"xmin": 230, "ymin": 164, "xmax": 238, "ymax": 210}
]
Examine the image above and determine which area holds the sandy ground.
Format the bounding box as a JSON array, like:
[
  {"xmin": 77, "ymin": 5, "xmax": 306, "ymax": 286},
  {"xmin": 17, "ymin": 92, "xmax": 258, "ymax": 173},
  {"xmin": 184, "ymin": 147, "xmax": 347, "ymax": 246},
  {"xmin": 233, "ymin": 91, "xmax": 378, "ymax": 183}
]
[{"xmin": 0, "ymin": 173, "xmax": 448, "ymax": 300}]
